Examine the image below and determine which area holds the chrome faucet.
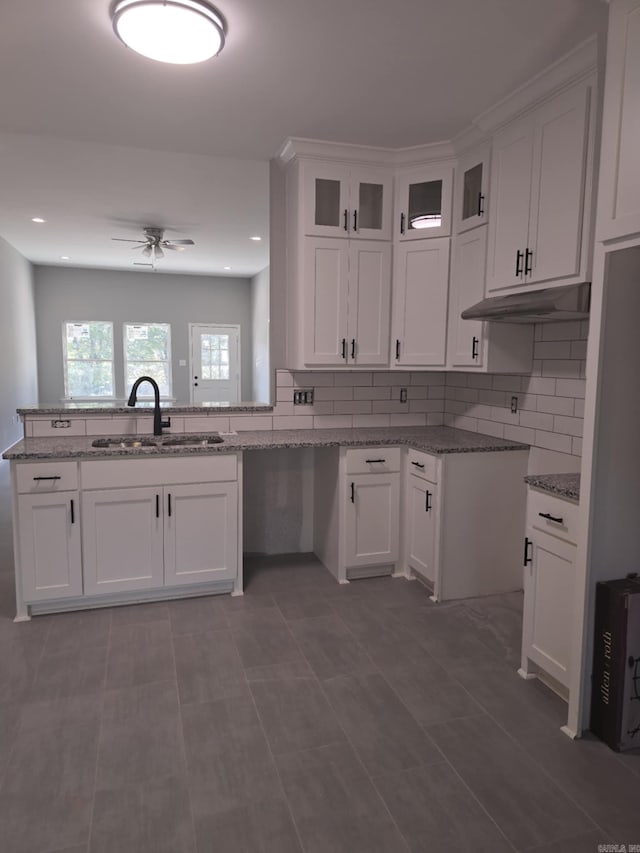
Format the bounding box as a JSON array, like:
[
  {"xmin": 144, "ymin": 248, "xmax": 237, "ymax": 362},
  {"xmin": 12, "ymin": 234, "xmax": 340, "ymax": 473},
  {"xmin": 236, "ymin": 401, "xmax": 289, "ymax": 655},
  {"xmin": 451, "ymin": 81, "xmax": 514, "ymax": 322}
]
[{"xmin": 127, "ymin": 376, "xmax": 170, "ymax": 436}]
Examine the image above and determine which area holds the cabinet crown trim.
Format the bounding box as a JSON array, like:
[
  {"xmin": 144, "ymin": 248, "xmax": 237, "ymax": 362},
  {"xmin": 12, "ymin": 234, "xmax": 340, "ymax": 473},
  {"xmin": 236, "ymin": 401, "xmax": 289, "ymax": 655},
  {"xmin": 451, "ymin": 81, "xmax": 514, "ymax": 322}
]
[{"xmin": 277, "ymin": 136, "xmax": 455, "ymax": 168}]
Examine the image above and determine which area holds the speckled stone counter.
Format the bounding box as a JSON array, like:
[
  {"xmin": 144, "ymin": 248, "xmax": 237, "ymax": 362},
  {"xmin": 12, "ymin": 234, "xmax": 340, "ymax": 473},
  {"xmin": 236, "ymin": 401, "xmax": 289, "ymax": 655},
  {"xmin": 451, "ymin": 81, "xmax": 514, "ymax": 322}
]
[
  {"xmin": 17, "ymin": 402, "xmax": 272, "ymax": 415},
  {"xmin": 525, "ymin": 473, "xmax": 580, "ymax": 502},
  {"xmin": 3, "ymin": 426, "xmax": 529, "ymax": 461}
]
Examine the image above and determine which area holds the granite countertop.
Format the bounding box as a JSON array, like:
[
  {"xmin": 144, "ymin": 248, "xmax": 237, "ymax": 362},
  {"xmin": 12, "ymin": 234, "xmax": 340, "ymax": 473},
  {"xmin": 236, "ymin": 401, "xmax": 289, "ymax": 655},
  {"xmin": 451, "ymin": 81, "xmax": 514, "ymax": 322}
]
[
  {"xmin": 525, "ymin": 473, "xmax": 580, "ymax": 502},
  {"xmin": 17, "ymin": 402, "xmax": 273, "ymax": 415},
  {"xmin": 3, "ymin": 426, "xmax": 529, "ymax": 461}
]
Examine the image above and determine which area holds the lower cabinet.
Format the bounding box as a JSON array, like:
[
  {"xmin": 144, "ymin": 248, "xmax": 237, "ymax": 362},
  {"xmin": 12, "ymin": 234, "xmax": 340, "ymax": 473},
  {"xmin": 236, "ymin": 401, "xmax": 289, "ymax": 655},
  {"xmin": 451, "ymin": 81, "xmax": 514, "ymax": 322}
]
[
  {"xmin": 520, "ymin": 487, "xmax": 578, "ymax": 693},
  {"xmin": 405, "ymin": 463, "xmax": 438, "ymax": 585},
  {"xmin": 344, "ymin": 473, "xmax": 400, "ymax": 571}
]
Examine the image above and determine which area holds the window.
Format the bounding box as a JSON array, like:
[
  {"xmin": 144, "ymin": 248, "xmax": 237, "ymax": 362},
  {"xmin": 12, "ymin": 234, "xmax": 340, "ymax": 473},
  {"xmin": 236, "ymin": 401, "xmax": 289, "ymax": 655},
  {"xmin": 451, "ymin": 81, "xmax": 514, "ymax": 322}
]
[
  {"xmin": 124, "ymin": 323, "xmax": 172, "ymax": 398},
  {"xmin": 63, "ymin": 321, "xmax": 115, "ymax": 399}
]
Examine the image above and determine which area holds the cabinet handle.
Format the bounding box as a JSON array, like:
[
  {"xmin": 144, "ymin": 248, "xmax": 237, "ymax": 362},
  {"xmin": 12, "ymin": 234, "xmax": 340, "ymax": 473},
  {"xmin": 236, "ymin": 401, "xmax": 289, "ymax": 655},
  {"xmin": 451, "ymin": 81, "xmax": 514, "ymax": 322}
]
[
  {"xmin": 341, "ymin": 338, "xmax": 347, "ymax": 360},
  {"xmin": 33, "ymin": 475, "xmax": 61, "ymax": 481},
  {"xmin": 350, "ymin": 482, "xmax": 355, "ymax": 503},
  {"xmin": 343, "ymin": 209, "xmax": 348, "ymax": 232},
  {"xmin": 411, "ymin": 461, "xmax": 425, "ymax": 469},
  {"xmin": 351, "ymin": 338, "xmax": 356, "ymax": 359},
  {"xmin": 400, "ymin": 212, "xmax": 405, "ymax": 235},
  {"xmin": 167, "ymin": 493, "xmax": 172, "ymax": 517},
  {"xmin": 70, "ymin": 499, "xmax": 75, "ymax": 524},
  {"xmin": 353, "ymin": 209, "xmax": 358, "ymax": 232},
  {"xmin": 156, "ymin": 494, "xmax": 160, "ymax": 519},
  {"xmin": 472, "ymin": 336, "xmax": 479, "ymax": 360},
  {"xmin": 538, "ymin": 511, "xmax": 563, "ymax": 524},
  {"xmin": 477, "ymin": 192, "xmax": 485, "ymax": 216},
  {"xmin": 515, "ymin": 249, "xmax": 523, "ymax": 277},
  {"xmin": 365, "ymin": 458, "xmax": 386, "ymax": 464},
  {"xmin": 523, "ymin": 536, "xmax": 533, "ymax": 566},
  {"xmin": 425, "ymin": 490, "xmax": 432, "ymax": 512},
  {"xmin": 395, "ymin": 339, "xmax": 401, "ymax": 360},
  {"xmin": 524, "ymin": 248, "xmax": 533, "ymax": 276}
]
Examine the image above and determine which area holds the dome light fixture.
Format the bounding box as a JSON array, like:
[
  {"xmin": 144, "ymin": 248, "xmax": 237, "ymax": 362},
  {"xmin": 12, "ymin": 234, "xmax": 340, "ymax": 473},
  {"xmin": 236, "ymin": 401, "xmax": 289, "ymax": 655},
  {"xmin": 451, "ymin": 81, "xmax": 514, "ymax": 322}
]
[{"xmin": 111, "ymin": 0, "xmax": 226, "ymax": 65}]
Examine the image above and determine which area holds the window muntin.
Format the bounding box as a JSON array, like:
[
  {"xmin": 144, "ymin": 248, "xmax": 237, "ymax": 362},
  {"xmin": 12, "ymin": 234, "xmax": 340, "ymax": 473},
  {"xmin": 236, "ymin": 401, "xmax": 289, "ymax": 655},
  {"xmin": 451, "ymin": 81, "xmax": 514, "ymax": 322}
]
[
  {"xmin": 63, "ymin": 321, "xmax": 115, "ymax": 399},
  {"xmin": 124, "ymin": 323, "xmax": 172, "ymax": 398},
  {"xmin": 200, "ymin": 333, "xmax": 230, "ymax": 381}
]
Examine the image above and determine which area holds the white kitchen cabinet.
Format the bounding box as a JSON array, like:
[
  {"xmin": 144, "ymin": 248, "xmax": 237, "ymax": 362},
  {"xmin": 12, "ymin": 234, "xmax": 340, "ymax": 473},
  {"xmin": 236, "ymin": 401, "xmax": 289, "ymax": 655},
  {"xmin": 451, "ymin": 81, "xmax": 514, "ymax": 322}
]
[
  {"xmin": 447, "ymin": 227, "xmax": 533, "ymax": 372},
  {"xmin": 302, "ymin": 237, "xmax": 391, "ymax": 366},
  {"xmin": 486, "ymin": 76, "xmax": 595, "ymax": 293},
  {"xmin": 454, "ymin": 142, "xmax": 491, "ymax": 233},
  {"xmin": 395, "ymin": 164, "xmax": 453, "ymax": 240},
  {"xmin": 391, "ymin": 237, "xmax": 450, "ymax": 367},
  {"xmin": 301, "ymin": 161, "xmax": 393, "ymax": 240},
  {"xmin": 597, "ymin": 0, "xmax": 640, "ymax": 242},
  {"xmin": 344, "ymin": 473, "xmax": 400, "ymax": 572},
  {"xmin": 402, "ymin": 448, "xmax": 529, "ymax": 602},
  {"xmin": 520, "ymin": 488, "xmax": 578, "ymax": 693}
]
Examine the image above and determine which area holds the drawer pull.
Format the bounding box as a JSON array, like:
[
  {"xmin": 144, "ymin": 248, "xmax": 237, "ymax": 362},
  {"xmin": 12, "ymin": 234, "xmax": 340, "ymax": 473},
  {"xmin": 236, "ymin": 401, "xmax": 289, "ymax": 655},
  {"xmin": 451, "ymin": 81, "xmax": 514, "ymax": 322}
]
[
  {"xmin": 365, "ymin": 458, "xmax": 386, "ymax": 464},
  {"xmin": 350, "ymin": 482, "xmax": 355, "ymax": 503},
  {"xmin": 411, "ymin": 461, "xmax": 425, "ymax": 469},
  {"xmin": 523, "ymin": 537, "xmax": 533, "ymax": 566},
  {"xmin": 167, "ymin": 493, "xmax": 172, "ymax": 517},
  {"xmin": 425, "ymin": 489, "xmax": 432, "ymax": 512},
  {"xmin": 33, "ymin": 475, "xmax": 62, "ymax": 481},
  {"xmin": 70, "ymin": 499, "xmax": 75, "ymax": 524},
  {"xmin": 538, "ymin": 511, "xmax": 563, "ymax": 524}
]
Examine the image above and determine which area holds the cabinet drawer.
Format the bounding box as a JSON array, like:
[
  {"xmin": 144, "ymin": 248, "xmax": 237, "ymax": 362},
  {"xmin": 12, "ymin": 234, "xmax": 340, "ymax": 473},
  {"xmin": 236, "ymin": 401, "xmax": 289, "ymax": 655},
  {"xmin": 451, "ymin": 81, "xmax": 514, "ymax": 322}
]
[
  {"xmin": 527, "ymin": 487, "xmax": 578, "ymax": 545},
  {"xmin": 80, "ymin": 454, "xmax": 238, "ymax": 489},
  {"xmin": 345, "ymin": 447, "xmax": 400, "ymax": 474},
  {"xmin": 406, "ymin": 449, "xmax": 438, "ymax": 482},
  {"xmin": 16, "ymin": 461, "xmax": 79, "ymax": 493}
]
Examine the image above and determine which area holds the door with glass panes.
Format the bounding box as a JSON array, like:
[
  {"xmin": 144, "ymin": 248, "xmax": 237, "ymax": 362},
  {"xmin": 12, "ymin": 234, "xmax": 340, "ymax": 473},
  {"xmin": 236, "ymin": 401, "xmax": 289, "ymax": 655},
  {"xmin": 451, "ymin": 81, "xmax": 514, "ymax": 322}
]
[{"xmin": 189, "ymin": 324, "xmax": 240, "ymax": 403}]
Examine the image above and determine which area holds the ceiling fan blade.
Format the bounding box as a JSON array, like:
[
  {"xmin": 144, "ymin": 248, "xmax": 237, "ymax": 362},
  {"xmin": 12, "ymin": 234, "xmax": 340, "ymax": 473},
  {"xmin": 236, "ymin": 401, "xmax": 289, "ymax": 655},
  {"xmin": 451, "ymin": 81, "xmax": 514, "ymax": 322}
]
[
  {"xmin": 165, "ymin": 239, "xmax": 195, "ymax": 245},
  {"xmin": 112, "ymin": 237, "xmax": 146, "ymax": 243},
  {"xmin": 134, "ymin": 262, "xmax": 153, "ymax": 267},
  {"xmin": 163, "ymin": 243, "xmax": 185, "ymax": 252}
]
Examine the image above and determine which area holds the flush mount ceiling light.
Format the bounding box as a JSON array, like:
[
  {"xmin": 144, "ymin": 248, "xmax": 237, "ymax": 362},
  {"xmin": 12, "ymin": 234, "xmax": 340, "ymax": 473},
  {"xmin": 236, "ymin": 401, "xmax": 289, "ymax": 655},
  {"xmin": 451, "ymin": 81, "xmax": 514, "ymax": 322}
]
[{"xmin": 111, "ymin": 0, "xmax": 226, "ymax": 65}]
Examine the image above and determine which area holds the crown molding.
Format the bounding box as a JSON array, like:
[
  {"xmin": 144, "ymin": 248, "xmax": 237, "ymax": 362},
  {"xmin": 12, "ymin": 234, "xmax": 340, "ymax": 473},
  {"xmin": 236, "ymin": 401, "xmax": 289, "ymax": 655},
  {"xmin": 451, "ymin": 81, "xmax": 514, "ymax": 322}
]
[{"xmin": 276, "ymin": 137, "xmax": 396, "ymax": 167}]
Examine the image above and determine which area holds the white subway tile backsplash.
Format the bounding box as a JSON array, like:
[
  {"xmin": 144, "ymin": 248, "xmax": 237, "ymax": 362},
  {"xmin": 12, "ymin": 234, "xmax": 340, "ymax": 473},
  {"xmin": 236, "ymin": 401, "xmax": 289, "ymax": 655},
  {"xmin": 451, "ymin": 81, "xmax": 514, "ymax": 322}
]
[
  {"xmin": 493, "ymin": 375, "xmax": 523, "ymax": 392},
  {"xmin": 553, "ymin": 415, "xmax": 583, "ymax": 437},
  {"xmin": 412, "ymin": 372, "xmax": 445, "ymax": 385},
  {"xmin": 406, "ymin": 386, "xmax": 428, "ymax": 399},
  {"xmin": 373, "ymin": 372, "xmax": 412, "ymax": 386},
  {"xmin": 293, "ymin": 372, "xmax": 334, "ymax": 387},
  {"xmin": 272, "ymin": 402, "xmax": 295, "ymax": 417},
  {"xmin": 556, "ymin": 378, "xmax": 586, "ymax": 398},
  {"xmin": 183, "ymin": 416, "xmax": 230, "ymax": 433},
  {"xmin": 333, "ymin": 372, "xmax": 373, "ymax": 386},
  {"xmin": 305, "ymin": 402, "xmax": 334, "ymax": 416},
  {"xmin": 570, "ymin": 340, "xmax": 588, "ymax": 359},
  {"xmin": 427, "ymin": 413, "xmax": 445, "ymax": 426},
  {"xmin": 476, "ymin": 419, "xmax": 505, "ymax": 438},
  {"xmin": 353, "ymin": 414, "xmax": 391, "ymax": 428},
  {"xmin": 274, "ymin": 416, "xmax": 313, "ymax": 430},
  {"xmin": 428, "ymin": 385, "xmax": 446, "ymax": 399},
  {"xmin": 520, "ymin": 410, "xmax": 554, "ymax": 431},
  {"xmin": 534, "ymin": 430, "xmax": 572, "ymax": 454},
  {"xmin": 313, "ymin": 415, "xmax": 353, "ymax": 429},
  {"xmin": 409, "ymin": 399, "xmax": 444, "ymax": 413},
  {"xmin": 574, "ymin": 398, "xmax": 585, "ymax": 418},
  {"xmin": 353, "ymin": 386, "xmax": 391, "ymax": 401},
  {"xmin": 504, "ymin": 425, "xmax": 535, "ymax": 444},
  {"xmin": 372, "ymin": 399, "xmax": 414, "ymax": 414},
  {"xmin": 541, "ymin": 321, "xmax": 583, "ymax": 341},
  {"xmin": 230, "ymin": 415, "xmax": 273, "ymax": 431},
  {"xmin": 455, "ymin": 388, "xmax": 479, "ymax": 403},
  {"xmin": 389, "ymin": 414, "xmax": 428, "ymax": 427},
  {"xmin": 572, "ymin": 437, "xmax": 583, "ymax": 456},
  {"xmin": 534, "ymin": 341, "xmax": 572, "ymax": 360},
  {"xmin": 315, "ymin": 386, "xmax": 353, "ymax": 401},
  {"xmin": 525, "ymin": 376, "xmax": 557, "ymax": 395},
  {"xmin": 478, "ymin": 389, "xmax": 507, "ymax": 407},
  {"xmin": 517, "ymin": 394, "xmax": 537, "ymax": 411},
  {"xmin": 490, "ymin": 407, "xmax": 520, "ymax": 426},
  {"xmin": 541, "ymin": 360, "xmax": 581, "ymax": 378},
  {"xmin": 333, "ymin": 400, "xmax": 372, "ymax": 415},
  {"xmin": 449, "ymin": 415, "xmax": 479, "ymax": 432},
  {"xmin": 276, "ymin": 370, "xmax": 294, "ymax": 387},
  {"xmin": 536, "ymin": 395, "xmax": 574, "ymax": 416}
]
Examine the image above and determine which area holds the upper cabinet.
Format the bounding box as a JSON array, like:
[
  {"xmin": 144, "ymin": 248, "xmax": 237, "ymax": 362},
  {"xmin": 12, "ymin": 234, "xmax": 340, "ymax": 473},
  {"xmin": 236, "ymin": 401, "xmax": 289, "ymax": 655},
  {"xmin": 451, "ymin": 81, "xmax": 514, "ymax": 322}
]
[
  {"xmin": 597, "ymin": 0, "xmax": 640, "ymax": 243},
  {"xmin": 302, "ymin": 161, "xmax": 393, "ymax": 241},
  {"xmin": 454, "ymin": 142, "xmax": 491, "ymax": 233},
  {"xmin": 485, "ymin": 76, "xmax": 595, "ymax": 293},
  {"xmin": 395, "ymin": 165, "xmax": 453, "ymax": 240}
]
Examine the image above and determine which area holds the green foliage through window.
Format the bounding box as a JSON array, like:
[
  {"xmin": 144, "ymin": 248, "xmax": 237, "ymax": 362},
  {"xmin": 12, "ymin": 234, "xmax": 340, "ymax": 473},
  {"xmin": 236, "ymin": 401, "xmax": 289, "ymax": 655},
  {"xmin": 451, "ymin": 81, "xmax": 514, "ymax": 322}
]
[{"xmin": 63, "ymin": 322, "xmax": 114, "ymax": 398}]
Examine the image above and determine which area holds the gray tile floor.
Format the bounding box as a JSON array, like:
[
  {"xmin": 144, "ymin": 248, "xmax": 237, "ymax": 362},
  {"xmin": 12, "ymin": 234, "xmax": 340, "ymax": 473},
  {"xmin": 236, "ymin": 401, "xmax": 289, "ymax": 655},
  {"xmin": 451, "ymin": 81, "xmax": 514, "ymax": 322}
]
[{"xmin": 0, "ymin": 554, "xmax": 639, "ymax": 853}]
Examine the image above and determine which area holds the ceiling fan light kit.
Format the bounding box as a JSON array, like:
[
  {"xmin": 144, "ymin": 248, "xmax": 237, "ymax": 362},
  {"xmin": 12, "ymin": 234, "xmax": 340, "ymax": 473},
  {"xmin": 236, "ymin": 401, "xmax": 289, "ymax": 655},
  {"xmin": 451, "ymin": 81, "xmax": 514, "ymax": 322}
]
[
  {"xmin": 112, "ymin": 226, "xmax": 195, "ymax": 266},
  {"xmin": 111, "ymin": 0, "xmax": 226, "ymax": 65}
]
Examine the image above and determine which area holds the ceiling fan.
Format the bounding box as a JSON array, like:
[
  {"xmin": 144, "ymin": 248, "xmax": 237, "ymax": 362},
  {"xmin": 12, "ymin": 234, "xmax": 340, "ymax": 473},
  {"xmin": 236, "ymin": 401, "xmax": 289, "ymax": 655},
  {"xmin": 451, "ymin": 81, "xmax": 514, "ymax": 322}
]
[{"xmin": 112, "ymin": 226, "xmax": 195, "ymax": 261}]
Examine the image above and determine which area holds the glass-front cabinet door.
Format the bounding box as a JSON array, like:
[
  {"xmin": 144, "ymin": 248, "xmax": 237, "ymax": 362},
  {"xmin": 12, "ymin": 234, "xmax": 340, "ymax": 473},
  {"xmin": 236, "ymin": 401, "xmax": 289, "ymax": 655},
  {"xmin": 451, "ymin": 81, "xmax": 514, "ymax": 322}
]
[
  {"xmin": 396, "ymin": 165, "xmax": 453, "ymax": 240},
  {"xmin": 302, "ymin": 162, "xmax": 392, "ymax": 240},
  {"xmin": 455, "ymin": 142, "xmax": 490, "ymax": 233}
]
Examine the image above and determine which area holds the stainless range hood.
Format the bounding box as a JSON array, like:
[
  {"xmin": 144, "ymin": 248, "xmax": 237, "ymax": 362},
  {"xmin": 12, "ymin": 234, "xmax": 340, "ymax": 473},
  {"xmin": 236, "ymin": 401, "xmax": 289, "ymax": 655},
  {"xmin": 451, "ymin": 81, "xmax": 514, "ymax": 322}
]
[{"xmin": 461, "ymin": 282, "xmax": 590, "ymax": 324}]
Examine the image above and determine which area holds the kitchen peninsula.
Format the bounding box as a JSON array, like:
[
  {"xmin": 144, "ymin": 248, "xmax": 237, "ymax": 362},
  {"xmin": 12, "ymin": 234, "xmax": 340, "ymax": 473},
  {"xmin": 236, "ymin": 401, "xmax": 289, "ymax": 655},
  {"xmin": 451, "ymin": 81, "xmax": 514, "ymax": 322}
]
[{"xmin": 4, "ymin": 407, "xmax": 529, "ymax": 621}]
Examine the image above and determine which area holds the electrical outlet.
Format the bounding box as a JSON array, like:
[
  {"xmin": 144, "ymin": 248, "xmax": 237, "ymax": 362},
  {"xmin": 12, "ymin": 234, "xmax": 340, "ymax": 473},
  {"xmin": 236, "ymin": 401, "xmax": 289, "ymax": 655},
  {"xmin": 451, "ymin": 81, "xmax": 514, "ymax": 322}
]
[
  {"xmin": 294, "ymin": 389, "xmax": 314, "ymax": 405},
  {"xmin": 400, "ymin": 387, "xmax": 408, "ymax": 403},
  {"xmin": 511, "ymin": 396, "xmax": 518, "ymax": 414}
]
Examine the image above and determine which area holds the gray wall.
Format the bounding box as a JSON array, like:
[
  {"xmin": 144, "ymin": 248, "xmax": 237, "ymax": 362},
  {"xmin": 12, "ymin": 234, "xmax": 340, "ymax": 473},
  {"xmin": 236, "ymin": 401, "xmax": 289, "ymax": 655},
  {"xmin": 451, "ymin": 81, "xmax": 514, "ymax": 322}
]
[
  {"xmin": 0, "ymin": 237, "xmax": 38, "ymax": 451},
  {"xmin": 33, "ymin": 265, "xmax": 254, "ymax": 402},
  {"xmin": 251, "ymin": 266, "xmax": 270, "ymax": 402}
]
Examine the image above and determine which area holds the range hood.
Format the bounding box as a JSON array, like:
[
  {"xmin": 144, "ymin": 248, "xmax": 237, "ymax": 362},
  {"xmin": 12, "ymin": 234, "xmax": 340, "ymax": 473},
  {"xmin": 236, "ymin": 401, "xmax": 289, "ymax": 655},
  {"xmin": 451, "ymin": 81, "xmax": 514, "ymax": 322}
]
[{"xmin": 461, "ymin": 282, "xmax": 590, "ymax": 324}]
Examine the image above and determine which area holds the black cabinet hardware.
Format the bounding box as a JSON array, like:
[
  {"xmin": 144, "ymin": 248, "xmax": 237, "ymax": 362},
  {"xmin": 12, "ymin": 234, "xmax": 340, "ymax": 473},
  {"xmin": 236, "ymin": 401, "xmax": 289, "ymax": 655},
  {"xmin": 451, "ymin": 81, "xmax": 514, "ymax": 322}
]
[
  {"xmin": 400, "ymin": 212, "xmax": 405, "ymax": 235},
  {"xmin": 350, "ymin": 482, "xmax": 355, "ymax": 503},
  {"xmin": 167, "ymin": 494, "xmax": 172, "ymax": 517},
  {"xmin": 523, "ymin": 537, "xmax": 533, "ymax": 566},
  {"xmin": 515, "ymin": 249, "xmax": 523, "ymax": 277},
  {"xmin": 351, "ymin": 339, "xmax": 356, "ymax": 359},
  {"xmin": 425, "ymin": 490, "xmax": 432, "ymax": 512},
  {"xmin": 341, "ymin": 338, "xmax": 347, "ymax": 359},
  {"xmin": 524, "ymin": 248, "xmax": 533, "ymax": 276},
  {"xmin": 411, "ymin": 461, "xmax": 425, "ymax": 469},
  {"xmin": 156, "ymin": 494, "xmax": 160, "ymax": 519},
  {"xmin": 343, "ymin": 209, "xmax": 348, "ymax": 231},
  {"xmin": 395, "ymin": 339, "xmax": 401, "ymax": 360},
  {"xmin": 472, "ymin": 336, "xmax": 479, "ymax": 360},
  {"xmin": 33, "ymin": 475, "xmax": 61, "ymax": 481},
  {"xmin": 70, "ymin": 499, "xmax": 75, "ymax": 524},
  {"xmin": 365, "ymin": 458, "xmax": 386, "ymax": 464},
  {"xmin": 538, "ymin": 511, "xmax": 563, "ymax": 524},
  {"xmin": 353, "ymin": 210, "xmax": 358, "ymax": 231},
  {"xmin": 478, "ymin": 192, "xmax": 485, "ymax": 216}
]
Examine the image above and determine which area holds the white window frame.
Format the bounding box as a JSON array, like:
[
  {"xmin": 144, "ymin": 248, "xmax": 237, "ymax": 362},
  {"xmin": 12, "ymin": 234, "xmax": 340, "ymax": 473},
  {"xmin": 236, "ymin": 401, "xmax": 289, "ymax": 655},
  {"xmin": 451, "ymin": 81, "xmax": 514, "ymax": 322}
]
[
  {"xmin": 123, "ymin": 322, "xmax": 173, "ymax": 400},
  {"xmin": 62, "ymin": 321, "xmax": 115, "ymax": 400}
]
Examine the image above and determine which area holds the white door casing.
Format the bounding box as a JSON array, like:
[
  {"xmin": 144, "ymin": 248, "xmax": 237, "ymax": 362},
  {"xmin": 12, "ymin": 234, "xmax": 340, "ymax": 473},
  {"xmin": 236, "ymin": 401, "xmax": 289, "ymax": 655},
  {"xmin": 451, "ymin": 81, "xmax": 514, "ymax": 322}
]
[{"xmin": 189, "ymin": 323, "xmax": 240, "ymax": 403}]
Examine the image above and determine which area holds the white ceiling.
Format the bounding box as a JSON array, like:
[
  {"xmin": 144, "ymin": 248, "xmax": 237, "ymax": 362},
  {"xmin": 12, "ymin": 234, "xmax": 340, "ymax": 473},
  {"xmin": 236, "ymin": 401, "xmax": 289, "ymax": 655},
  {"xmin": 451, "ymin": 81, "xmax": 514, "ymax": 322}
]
[{"xmin": 0, "ymin": 0, "xmax": 607, "ymax": 276}]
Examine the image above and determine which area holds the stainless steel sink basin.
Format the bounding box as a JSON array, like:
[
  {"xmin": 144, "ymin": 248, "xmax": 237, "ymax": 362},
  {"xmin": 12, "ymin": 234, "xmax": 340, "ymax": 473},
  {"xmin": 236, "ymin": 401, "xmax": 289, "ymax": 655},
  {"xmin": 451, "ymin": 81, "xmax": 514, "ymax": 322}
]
[
  {"xmin": 160, "ymin": 435, "xmax": 224, "ymax": 447},
  {"xmin": 91, "ymin": 438, "xmax": 157, "ymax": 448}
]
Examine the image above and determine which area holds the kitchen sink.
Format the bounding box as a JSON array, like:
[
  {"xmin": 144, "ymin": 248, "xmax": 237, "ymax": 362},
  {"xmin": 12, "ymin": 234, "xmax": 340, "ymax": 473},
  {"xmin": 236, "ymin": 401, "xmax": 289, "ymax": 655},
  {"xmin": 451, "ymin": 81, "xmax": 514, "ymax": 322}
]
[
  {"xmin": 91, "ymin": 438, "xmax": 157, "ymax": 448},
  {"xmin": 160, "ymin": 434, "xmax": 224, "ymax": 447}
]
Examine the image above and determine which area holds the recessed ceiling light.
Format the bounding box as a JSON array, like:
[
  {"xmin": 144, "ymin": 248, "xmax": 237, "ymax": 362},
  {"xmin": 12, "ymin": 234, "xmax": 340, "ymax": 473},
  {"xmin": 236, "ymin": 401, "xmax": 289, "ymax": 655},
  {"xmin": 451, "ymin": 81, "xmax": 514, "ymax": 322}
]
[
  {"xmin": 223, "ymin": 265, "xmax": 231, "ymax": 270},
  {"xmin": 250, "ymin": 236, "xmax": 261, "ymax": 241},
  {"xmin": 111, "ymin": 0, "xmax": 226, "ymax": 65},
  {"xmin": 31, "ymin": 217, "xmax": 46, "ymax": 223},
  {"xmin": 60, "ymin": 256, "xmax": 71, "ymax": 260}
]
